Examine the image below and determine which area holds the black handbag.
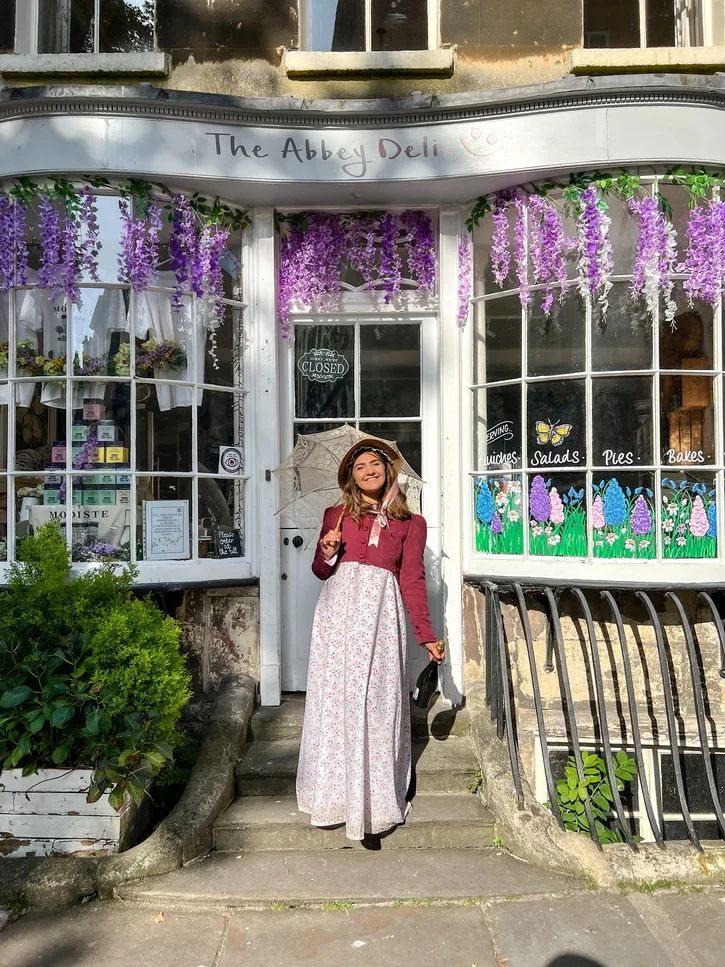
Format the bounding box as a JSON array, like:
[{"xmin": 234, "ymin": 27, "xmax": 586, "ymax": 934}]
[{"xmin": 412, "ymin": 660, "xmax": 439, "ymax": 708}]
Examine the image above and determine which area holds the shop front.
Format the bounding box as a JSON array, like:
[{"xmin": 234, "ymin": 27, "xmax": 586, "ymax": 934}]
[{"xmin": 2, "ymin": 75, "xmax": 725, "ymax": 722}]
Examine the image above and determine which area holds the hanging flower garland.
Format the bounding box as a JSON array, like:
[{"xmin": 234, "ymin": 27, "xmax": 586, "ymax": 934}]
[
  {"xmin": 575, "ymin": 185, "xmax": 613, "ymax": 313},
  {"xmin": 629, "ymin": 195, "xmax": 678, "ymax": 329},
  {"xmin": 490, "ymin": 191, "xmax": 513, "ymax": 288},
  {"xmin": 682, "ymin": 198, "xmax": 725, "ymax": 308},
  {"xmin": 456, "ymin": 234, "xmax": 472, "ymax": 327},
  {"xmin": 0, "ymin": 177, "xmax": 249, "ymax": 320},
  {"xmin": 277, "ymin": 210, "xmax": 436, "ymax": 336}
]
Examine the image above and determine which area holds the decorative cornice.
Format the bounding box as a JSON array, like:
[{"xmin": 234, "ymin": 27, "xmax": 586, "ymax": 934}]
[{"xmin": 2, "ymin": 75, "xmax": 725, "ymax": 129}]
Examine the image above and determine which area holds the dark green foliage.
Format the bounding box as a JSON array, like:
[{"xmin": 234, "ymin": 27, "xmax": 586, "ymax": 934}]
[
  {"xmin": 546, "ymin": 751, "xmax": 641, "ymax": 845},
  {"xmin": 0, "ymin": 524, "xmax": 190, "ymax": 808}
]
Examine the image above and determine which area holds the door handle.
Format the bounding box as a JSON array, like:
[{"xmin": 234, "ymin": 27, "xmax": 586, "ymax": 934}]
[{"xmin": 292, "ymin": 535, "xmax": 304, "ymax": 549}]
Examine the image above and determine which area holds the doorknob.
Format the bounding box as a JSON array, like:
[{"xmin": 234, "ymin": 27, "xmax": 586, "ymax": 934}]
[{"xmin": 292, "ymin": 535, "xmax": 304, "ymax": 549}]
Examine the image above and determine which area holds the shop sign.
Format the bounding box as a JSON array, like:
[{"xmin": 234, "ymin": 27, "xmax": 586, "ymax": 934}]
[
  {"xmin": 213, "ymin": 526, "xmax": 243, "ymax": 558},
  {"xmin": 486, "ymin": 421, "xmax": 518, "ymax": 468},
  {"xmin": 297, "ymin": 349, "xmax": 350, "ymax": 384}
]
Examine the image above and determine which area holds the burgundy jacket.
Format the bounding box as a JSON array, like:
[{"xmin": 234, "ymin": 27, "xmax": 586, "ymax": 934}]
[{"xmin": 311, "ymin": 504, "xmax": 437, "ymax": 645}]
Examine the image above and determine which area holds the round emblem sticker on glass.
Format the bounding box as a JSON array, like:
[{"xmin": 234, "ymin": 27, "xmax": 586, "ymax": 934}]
[{"xmin": 219, "ymin": 446, "xmax": 243, "ymax": 475}]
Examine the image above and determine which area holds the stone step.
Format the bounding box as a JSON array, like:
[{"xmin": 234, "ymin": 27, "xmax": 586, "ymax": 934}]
[
  {"xmin": 235, "ymin": 735, "xmax": 480, "ymax": 798},
  {"xmin": 115, "ymin": 849, "xmax": 585, "ymax": 911},
  {"xmin": 214, "ymin": 794, "xmax": 494, "ymax": 852},
  {"xmin": 248, "ymin": 696, "xmax": 470, "ymax": 743}
]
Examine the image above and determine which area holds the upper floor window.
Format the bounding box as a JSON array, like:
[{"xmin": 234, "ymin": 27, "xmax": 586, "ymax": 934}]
[
  {"xmin": 10, "ymin": 0, "xmax": 156, "ymax": 55},
  {"xmin": 583, "ymin": 0, "xmax": 703, "ymax": 49},
  {"xmin": 304, "ymin": 0, "xmax": 431, "ymax": 52}
]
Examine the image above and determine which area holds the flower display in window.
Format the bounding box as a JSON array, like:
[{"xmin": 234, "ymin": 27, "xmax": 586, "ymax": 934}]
[
  {"xmin": 456, "ymin": 234, "xmax": 472, "ymax": 327},
  {"xmin": 490, "ymin": 191, "xmax": 513, "ymax": 287},
  {"xmin": 592, "ymin": 479, "xmax": 655, "ymax": 560},
  {"xmin": 0, "ymin": 193, "xmax": 28, "ymax": 291},
  {"xmin": 629, "ymin": 195, "xmax": 677, "ymax": 329},
  {"xmin": 576, "ymin": 186, "xmax": 613, "ymax": 314},
  {"xmin": 474, "ymin": 478, "xmax": 522, "ymax": 554},
  {"xmin": 660, "ymin": 478, "xmax": 716, "ymax": 559},
  {"xmin": 529, "ymin": 478, "xmax": 586, "ymax": 557}
]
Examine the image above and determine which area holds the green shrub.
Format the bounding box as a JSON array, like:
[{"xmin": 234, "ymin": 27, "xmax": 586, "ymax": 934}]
[
  {"xmin": 89, "ymin": 598, "xmax": 191, "ymax": 745},
  {"xmin": 0, "ymin": 523, "xmax": 191, "ymax": 808}
]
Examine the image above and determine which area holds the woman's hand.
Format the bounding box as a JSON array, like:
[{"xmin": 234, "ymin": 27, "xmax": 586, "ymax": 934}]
[
  {"xmin": 422, "ymin": 640, "xmax": 445, "ymax": 663},
  {"xmin": 319, "ymin": 529, "xmax": 341, "ymax": 562}
]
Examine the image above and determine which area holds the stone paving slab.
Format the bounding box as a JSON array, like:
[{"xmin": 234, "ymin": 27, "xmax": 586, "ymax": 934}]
[
  {"xmin": 0, "ymin": 903, "xmax": 227, "ymax": 967},
  {"xmin": 631, "ymin": 893, "xmax": 725, "ymax": 967},
  {"xmin": 117, "ymin": 848, "xmax": 584, "ymax": 908},
  {"xmin": 218, "ymin": 906, "xmax": 495, "ymax": 967},
  {"xmin": 486, "ymin": 893, "xmax": 676, "ymax": 967}
]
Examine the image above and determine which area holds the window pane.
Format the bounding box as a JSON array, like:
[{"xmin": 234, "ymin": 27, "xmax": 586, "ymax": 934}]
[
  {"xmin": 646, "ymin": 0, "xmax": 675, "ymax": 46},
  {"xmin": 661, "ymin": 753, "xmax": 725, "ymax": 813},
  {"xmin": 198, "ymin": 477, "xmax": 245, "ymax": 559},
  {"xmin": 99, "ymin": 0, "xmax": 155, "ymax": 53},
  {"xmin": 474, "ymin": 296, "xmax": 522, "ymax": 384},
  {"xmin": 527, "ymin": 379, "xmax": 586, "ymax": 468},
  {"xmin": 372, "ymin": 0, "xmax": 427, "ymax": 50},
  {"xmin": 205, "ymin": 305, "xmax": 241, "ymax": 388},
  {"xmin": 473, "ymin": 206, "xmax": 517, "ymax": 296},
  {"xmin": 136, "ymin": 384, "xmax": 191, "ymax": 472},
  {"xmin": 16, "ymin": 289, "xmax": 68, "ymax": 375},
  {"xmin": 132, "ymin": 290, "xmax": 200, "ymax": 383},
  {"xmin": 473, "ymin": 386, "xmax": 521, "ymax": 472},
  {"xmin": 309, "ymin": 0, "xmax": 364, "ymax": 51},
  {"xmin": 360, "ymin": 324, "xmax": 420, "ymax": 418},
  {"xmin": 358, "ymin": 421, "xmax": 421, "ymax": 477},
  {"xmin": 71, "ymin": 381, "xmax": 131, "ymax": 470},
  {"xmin": 528, "ymin": 472, "xmax": 587, "ymax": 557},
  {"xmin": 473, "ymin": 475, "xmax": 523, "ymax": 555},
  {"xmin": 82, "ymin": 196, "xmax": 124, "ymax": 283},
  {"xmin": 38, "ymin": 0, "xmax": 94, "ymax": 53},
  {"xmin": 15, "ymin": 383, "xmax": 59, "ymax": 470},
  {"xmin": 592, "ymin": 283, "xmax": 652, "ymax": 372},
  {"xmin": 661, "ymin": 374, "xmax": 715, "ymax": 466},
  {"xmin": 661, "ymin": 472, "xmax": 717, "ymax": 559},
  {"xmin": 527, "ymin": 293, "xmax": 585, "ymax": 377},
  {"xmin": 71, "ymin": 288, "xmax": 130, "ymax": 376},
  {"xmin": 592, "ymin": 376, "xmax": 653, "ymax": 467},
  {"xmin": 608, "ymin": 194, "xmax": 639, "ymax": 275},
  {"xmin": 16, "ymin": 474, "xmax": 69, "ymax": 559},
  {"xmin": 295, "ymin": 324, "xmax": 355, "ymax": 420},
  {"xmin": 592, "ymin": 473, "xmax": 655, "ymax": 559},
  {"xmin": 583, "ymin": 0, "xmax": 639, "ymax": 48},
  {"xmin": 0, "ymin": 1, "xmax": 15, "ymax": 52},
  {"xmin": 198, "ymin": 390, "xmax": 242, "ymax": 473},
  {"xmin": 70, "ymin": 473, "xmax": 130, "ymax": 562},
  {"xmin": 137, "ymin": 477, "xmax": 192, "ymax": 561},
  {"xmin": 662, "ymin": 283, "xmax": 713, "ymax": 370}
]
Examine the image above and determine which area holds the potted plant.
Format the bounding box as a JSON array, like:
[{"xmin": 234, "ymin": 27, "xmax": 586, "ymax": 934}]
[{"xmin": 0, "ymin": 523, "xmax": 191, "ymax": 856}]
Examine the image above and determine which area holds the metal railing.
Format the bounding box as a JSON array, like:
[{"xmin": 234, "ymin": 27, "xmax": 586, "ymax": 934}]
[{"xmin": 481, "ymin": 581, "xmax": 725, "ymax": 852}]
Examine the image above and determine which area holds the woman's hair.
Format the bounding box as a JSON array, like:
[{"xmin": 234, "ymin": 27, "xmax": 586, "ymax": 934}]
[{"xmin": 341, "ymin": 450, "xmax": 411, "ymax": 524}]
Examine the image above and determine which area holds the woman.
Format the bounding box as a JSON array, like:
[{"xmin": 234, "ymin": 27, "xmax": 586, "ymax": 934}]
[{"xmin": 296, "ymin": 438, "xmax": 444, "ymax": 842}]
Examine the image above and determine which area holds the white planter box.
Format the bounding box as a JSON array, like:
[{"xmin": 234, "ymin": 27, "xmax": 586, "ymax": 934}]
[{"xmin": 0, "ymin": 768, "xmax": 143, "ymax": 858}]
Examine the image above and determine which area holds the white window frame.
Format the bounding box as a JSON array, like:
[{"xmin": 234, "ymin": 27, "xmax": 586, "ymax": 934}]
[
  {"xmin": 299, "ymin": 0, "xmax": 440, "ymax": 52},
  {"xmin": 0, "ymin": 186, "xmax": 251, "ymax": 586},
  {"xmin": 463, "ymin": 174, "xmax": 725, "ymax": 586},
  {"xmin": 13, "ymin": 0, "xmax": 157, "ymax": 56}
]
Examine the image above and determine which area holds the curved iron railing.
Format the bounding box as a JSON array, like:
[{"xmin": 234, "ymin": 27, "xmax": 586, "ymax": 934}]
[{"xmin": 480, "ymin": 580, "xmax": 725, "ymax": 851}]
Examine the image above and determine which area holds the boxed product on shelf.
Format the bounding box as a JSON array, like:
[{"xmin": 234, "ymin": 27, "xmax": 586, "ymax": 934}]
[
  {"xmin": 83, "ymin": 399, "xmax": 105, "ymax": 421},
  {"xmin": 96, "ymin": 421, "xmax": 118, "ymax": 444},
  {"xmin": 51, "ymin": 443, "xmax": 66, "ymax": 464},
  {"xmin": 72, "ymin": 423, "xmax": 90, "ymax": 442},
  {"xmin": 105, "ymin": 446, "xmax": 129, "ymax": 464}
]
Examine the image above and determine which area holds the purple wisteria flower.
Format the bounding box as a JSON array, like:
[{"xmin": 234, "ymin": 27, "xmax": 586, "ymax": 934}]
[
  {"xmin": 379, "ymin": 211, "xmax": 402, "ymax": 303},
  {"xmin": 0, "ymin": 194, "xmax": 29, "ymax": 290},
  {"xmin": 400, "ymin": 210, "xmax": 435, "ymax": 293},
  {"xmin": 529, "ymin": 475, "xmax": 551, "ymax": 523},
  {"xmin": 347, "ymin": 214, "xmax": 377, "ymax": 288},
  {"xmin": 630, "ymin": 495, "xmax": 652, "ymax": 536},
  {"xmin": 683, "ymin": 200, "xmax": 725, "ymax": 307},
  {"xmin": 513, "ymin": 195, "xmax": 529, "ymax": 307},
  {"xmin": 490, "ymin": 191, "xmax": 512, "ymax": 288},
  {"xmin": 37, "ymin": 193, "xmax": 63, "ymax": 294},
  {"xmin": 456, "ymin": 234, "xmax": 472, "ymax": 327},
  {"xmin": 576, "ymin": 186, "xmax": 613, "ymax": 314},
  {"xmin": 118, "ymin": 199, "xmax": 163, "ymax": 293},
  {"xmin": 528, "ymin": 195, "xmax": 571, "ymax": 316},
  {"xmin": 60, "ymin": 211, "xmax": 81, "ymax": 307},
  {"xmin": 169, "ymin": 194, "xmax": 198, "ymax": 309},
  {"xmin": 77, "ymin": 187, "xmax": 100, "ymax": 281},
  {"xmin": 629, "ymin": 196, "xmax": 678, "ymax": 328}
]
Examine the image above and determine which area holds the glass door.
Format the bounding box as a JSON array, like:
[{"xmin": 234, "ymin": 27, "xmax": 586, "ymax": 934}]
[{"xmin": 280, "ymin": 315, "xmax": 439, "ymax": 691}]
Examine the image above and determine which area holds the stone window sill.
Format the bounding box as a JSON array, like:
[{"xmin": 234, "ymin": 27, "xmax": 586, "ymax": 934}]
[
  {"xmin": 568, "ymin": 46, "xmax": 725, "ymax": 75},
  {"xmin": 0, "ymin": 52, "xmax": 170, "ymax": 76},
  {"xmin": 284, "ymin": 49, "xmax": 454, "ymax": 77}
]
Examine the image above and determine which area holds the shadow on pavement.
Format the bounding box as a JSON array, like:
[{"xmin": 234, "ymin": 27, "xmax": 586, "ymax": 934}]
[{"xmin": 547, "ymin": 956, "xmax": 607, "ymax": 967}]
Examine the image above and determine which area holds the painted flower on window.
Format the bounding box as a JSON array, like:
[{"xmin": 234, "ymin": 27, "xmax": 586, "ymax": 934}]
[
  {"xmin": 592, "ymin": 478, "xmax": 655, "ymax": 560},
  {"xmin": 474, "ymin": 477, "xmax": 523, "ymax": 554},
  {"xmin": 660, "ymin": 479, "xmax": 716, "ymax": 558},
  {"xmin": 529, "ymin": 477, "xmax": 586, "ymax": 557}
]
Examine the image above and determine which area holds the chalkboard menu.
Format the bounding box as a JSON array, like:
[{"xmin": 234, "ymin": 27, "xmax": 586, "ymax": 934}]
[{"xmin": 213, "ymin": 526, "xmax": 242, "ymax": 558}]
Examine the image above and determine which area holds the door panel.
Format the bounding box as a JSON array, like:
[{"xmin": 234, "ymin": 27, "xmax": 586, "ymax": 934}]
[{"xmin": 280, "ymin": 316, "xmax": 439, "ymax": 692}]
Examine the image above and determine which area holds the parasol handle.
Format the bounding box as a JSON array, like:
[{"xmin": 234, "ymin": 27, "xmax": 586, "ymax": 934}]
[{"xmin": 334, "ymin": 508, "xmax": 345, "ymax": 534}]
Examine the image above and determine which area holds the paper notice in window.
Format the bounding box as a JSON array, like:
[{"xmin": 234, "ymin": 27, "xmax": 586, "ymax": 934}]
[{"xmin": 143, "ymin": 500, "xmax": 190, "ymax": 561}]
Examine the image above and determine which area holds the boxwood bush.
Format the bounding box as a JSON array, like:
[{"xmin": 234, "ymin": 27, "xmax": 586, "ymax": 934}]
[{"xmin": 0, "ymin": 523, "xmax": 192, "ymax": 809}]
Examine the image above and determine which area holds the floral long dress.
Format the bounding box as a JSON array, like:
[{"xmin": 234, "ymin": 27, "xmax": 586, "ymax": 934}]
[{"xmin": 296, "ymin": 506, "xmax": 436, "ymax": 841}]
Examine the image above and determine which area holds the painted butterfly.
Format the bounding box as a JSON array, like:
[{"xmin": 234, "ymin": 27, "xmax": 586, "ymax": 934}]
[{"xmin": 535, "ymin": 420, "xmax": 573, "ymax": 447}]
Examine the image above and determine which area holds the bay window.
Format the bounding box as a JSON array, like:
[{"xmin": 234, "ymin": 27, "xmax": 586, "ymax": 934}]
[
  {"xmin": 469, "ymin": 177, "xmax": 723, "ymax": 574},
  {"xmin": 0, "ymin": 192, "xmax": 247, "ymax": 573},
  {"xmin": 302, "ymin": 0, "xmax": 433, "ymax": 52}
]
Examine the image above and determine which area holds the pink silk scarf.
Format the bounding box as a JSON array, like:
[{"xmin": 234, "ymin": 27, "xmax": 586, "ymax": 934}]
[{"xmin": 368, "ymin": 480, "xmax": 400, "ymax": 547}]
